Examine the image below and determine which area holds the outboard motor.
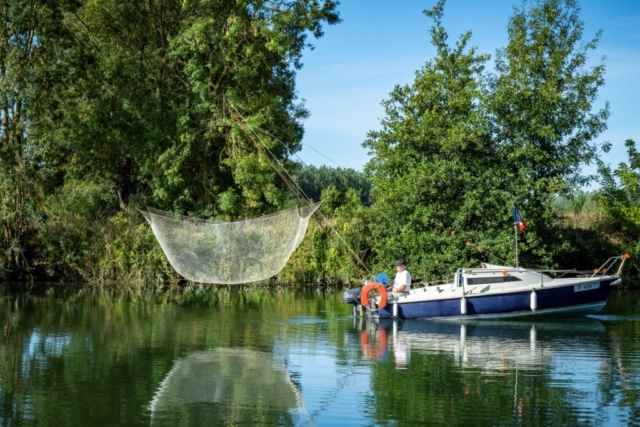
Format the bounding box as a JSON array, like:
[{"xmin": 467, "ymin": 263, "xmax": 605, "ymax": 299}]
[
  {"xmin": 342, "ymin": 272, "xmax": 390, "ymax": 305},
  {"xmin": 342, "ymin": 288, "xmax": 362, "ymax": 304}
]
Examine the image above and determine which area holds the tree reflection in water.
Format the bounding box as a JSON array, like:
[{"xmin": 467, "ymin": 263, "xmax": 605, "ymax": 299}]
[{"xmin": 0, "ymin": 288, "xmax": 638, "ymax": 426}]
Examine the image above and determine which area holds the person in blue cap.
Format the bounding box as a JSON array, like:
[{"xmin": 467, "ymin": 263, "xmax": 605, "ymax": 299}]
[{"xmin": 389, "ymin": 259, "xmax": 411, "ymax": 295}]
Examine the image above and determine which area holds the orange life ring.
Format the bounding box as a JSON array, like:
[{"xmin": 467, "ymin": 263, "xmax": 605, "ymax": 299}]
[{"xmin": 361, "ymin": 282, "xmax": 388, "ymax": 309}]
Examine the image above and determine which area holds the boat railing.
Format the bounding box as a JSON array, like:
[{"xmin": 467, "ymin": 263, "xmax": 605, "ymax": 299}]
[
  {"xmin": 468, "ymin": 267, "xmax": 615, "ymax": 278},
  {"xmin": 526, "ymin": 255, "xmax": 629, "ymax": 278},
  {"xmin": 415, "ymin": 275, "xmax": 455, "ymax": 288},
  {"xmin": 458, "ymin": 267, "xmax": 549, "ymax": 288},
  {"xmin": 416, "ymin": 255, "xmax": 629, "ymax": 289},
  {"xmin": 592, "ymin": 255, "xmax": 629, "ymax": 277}
]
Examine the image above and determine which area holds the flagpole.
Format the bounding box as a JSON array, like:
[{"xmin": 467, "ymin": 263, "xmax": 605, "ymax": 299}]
[
  {"xmin": 514, "ymin": 223, "xmax": 519, "ymax": 267},
  {"xmin": 513, "ymin": 203, "xmax": 524, "ymax": 268}
]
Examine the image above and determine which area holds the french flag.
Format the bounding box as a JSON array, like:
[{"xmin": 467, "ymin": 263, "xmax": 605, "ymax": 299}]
[{"xmin": 514, "ymin": 203, "xmax": 526, "ymax": 232}]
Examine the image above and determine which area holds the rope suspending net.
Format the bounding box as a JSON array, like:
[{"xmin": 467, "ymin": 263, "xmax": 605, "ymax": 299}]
[{"xmin": 142, "ymin": 202, "xmax": 321, "ymax": 284}]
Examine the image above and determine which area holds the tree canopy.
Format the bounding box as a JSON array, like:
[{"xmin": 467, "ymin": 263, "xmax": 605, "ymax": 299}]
[
  {"xmin": 598, "ymin": 140, "xmax": 640, "ymax": 276},
  {"xmin": 0, "ymin": 0, "xmax": 340, "ymax": 279},
  {"xmin": 364, "ymin": 0, "xmax": 609, "ymax": 277},
  {"xmin": 293, "ymin": 164, "xmax": 371, "ymax": 205},
  {"xmin": 34, "ymin": 0, "xmax": 339, "ymax": 217},
  {"xmin": 0, "ymin": 0, "xmax": 635, "ymax": 284}
]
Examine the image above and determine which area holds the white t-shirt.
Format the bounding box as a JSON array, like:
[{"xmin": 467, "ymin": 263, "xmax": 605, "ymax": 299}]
[{"xmin": 393, "ymin": 270, "xmax": 411, "ymax": 292}]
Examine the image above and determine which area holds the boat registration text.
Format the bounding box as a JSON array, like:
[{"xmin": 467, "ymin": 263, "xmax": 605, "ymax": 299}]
[{"xmin": 574, "ymin": 282, "xmax": 599, "ymax": 292}]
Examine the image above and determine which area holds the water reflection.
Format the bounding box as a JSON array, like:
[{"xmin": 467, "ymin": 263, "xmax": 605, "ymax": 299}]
[
  {"xmin": 150, "ymin": 348, "xmax": 306, "ymax": 426},
  {"xmin": 0, "ymin": 288, "xmax": 638, "ymax": 426},
  {"xmin": 351, "ymin": 317, "xmax": 636, "ymax": 426},
  {"xmin": 357, "ymin": 317, "xmax": 608, "ymax": 372}
]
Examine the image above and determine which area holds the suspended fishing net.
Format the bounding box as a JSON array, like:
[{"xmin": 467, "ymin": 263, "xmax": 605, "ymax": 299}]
[{"xmin": 141, "ymin": 202, "xmax": 321, "ymax": 284}]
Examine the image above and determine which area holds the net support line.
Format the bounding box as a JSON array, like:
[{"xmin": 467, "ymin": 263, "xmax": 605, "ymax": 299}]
[{"xmin": 227, "ymin": 106, "xmax": 371, "ymax": 279}]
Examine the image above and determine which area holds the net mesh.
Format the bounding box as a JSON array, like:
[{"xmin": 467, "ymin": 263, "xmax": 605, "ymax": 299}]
[
  {"xmin": 142, "ymin": 202, "xmax": 321, "ymax": 284},
  {"xmin": 149, "ymin": 348, "xmax": 304, "ymax": 414}
]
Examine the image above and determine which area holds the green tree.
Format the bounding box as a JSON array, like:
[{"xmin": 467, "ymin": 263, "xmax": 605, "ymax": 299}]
[
  {"xmin": 293, "ymin": 164, "xmax": 371, "ymax": 205},
  {"xmin": 35, "ymin": 0, "xmax": 339, "ymax": 218},
  {"xmin": 598, "ymin": 139, "xmax": 640, "ymax": 277},
  {"xmin": 364, "ymin": 0, "xmax": 609, "ymax": 277},
  {"xmin": 158, "ymin": 0, "xmax": 340, "ymax": 216},
  {"xmin": 363, "ymin": 1, "xmax": 511, "ymax": 278},
  {"xmin": 0, "ymin": 0, "xmax": 68, "ymax": 276},
  {"xmin": 556, "ymin": 190, "xmax": 599, "ymax": 216},
  {"xmin": 20, "ymin": 0, "xmax": 339, "ymax": 280},
  {"xmin": 490, "ymin": 0, "xmax": 609, "ymax": 267}
]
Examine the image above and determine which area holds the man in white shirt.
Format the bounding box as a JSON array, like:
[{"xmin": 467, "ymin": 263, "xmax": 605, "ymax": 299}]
[{"xmin": 389, "ymin": 259, "xmax": 411, "ymax": 295}]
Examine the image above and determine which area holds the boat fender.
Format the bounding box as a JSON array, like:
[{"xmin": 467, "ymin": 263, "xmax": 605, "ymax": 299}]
[
  {"xmin": 530, "ymin": 289, "xmax": 537, "ymax": 311},
  {"xmin": 461, "ymin": 297, "xmax": 467, "ymax": 315},
  {"xmin": 361, "ymin": 282, "xmax": 388, "ymax": 309}
]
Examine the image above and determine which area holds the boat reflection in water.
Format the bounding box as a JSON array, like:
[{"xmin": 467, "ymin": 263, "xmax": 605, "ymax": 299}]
[
  {"xmin": 355, "ymin": 316, "xmax": 608, "ymax": 372},
  {"xmin": 353, "ymin": 317, "xmax": 632, "ymax": 426},
  {"xmin": 149, "ymin": 348, "xmax": 306, "ymax": 426}
]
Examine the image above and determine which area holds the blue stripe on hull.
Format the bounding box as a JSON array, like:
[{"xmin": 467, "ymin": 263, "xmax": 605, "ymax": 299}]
[
  {"xmin": 536, "ymin": 279, "xmax": 614, "ymax": 310},
  {"xmin": 377, "ymin": 278, "xmax": 616, "ymax": 319}
]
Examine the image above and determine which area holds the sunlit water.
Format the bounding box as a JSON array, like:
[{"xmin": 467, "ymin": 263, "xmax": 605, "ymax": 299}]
[{"xmin": 0, "ymin": 287, "xmax": 639, "ymax": 426}]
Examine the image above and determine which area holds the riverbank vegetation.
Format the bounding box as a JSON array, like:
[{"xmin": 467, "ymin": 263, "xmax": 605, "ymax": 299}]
[{"xmin": 0, "ymin": 0, "xmax": 637, "ymax": 286}]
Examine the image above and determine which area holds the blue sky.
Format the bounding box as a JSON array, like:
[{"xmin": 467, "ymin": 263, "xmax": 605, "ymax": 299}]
[{"xmin": 294, "ymin": 0, "xmax": 640, "ymax": 181}]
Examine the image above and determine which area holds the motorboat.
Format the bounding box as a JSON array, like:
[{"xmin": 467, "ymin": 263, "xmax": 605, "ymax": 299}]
[{"xmin": 343, "ymin": 255, "xmax": 628, "ymax": 320}]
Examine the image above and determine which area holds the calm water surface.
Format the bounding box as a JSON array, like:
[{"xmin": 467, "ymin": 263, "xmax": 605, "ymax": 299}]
[{"xmin": 1, "ymin": 287, "xmax": 639, "ymax": 426}]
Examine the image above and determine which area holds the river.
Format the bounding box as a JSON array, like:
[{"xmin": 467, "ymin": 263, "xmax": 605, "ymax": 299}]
[{"xmin": 0, "ymin": 286, "xmax": 638, "ymax": 426}]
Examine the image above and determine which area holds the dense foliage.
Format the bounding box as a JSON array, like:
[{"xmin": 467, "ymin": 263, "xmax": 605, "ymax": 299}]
[
  {"xmin": 0, "ymin": 0, "xmax": 341, "ymax": 281},
  {"xmin": 597, "ymin": 140, "xmax": 640, "ymax": 277},
  {"xmin": 489, "ymin": 0, "xmax": 609, "ymax": 268},
  {"xmin": 363, "ymin": 0, "xmax": 614, "ymax": 279},
  {"xmin": 363, "ymin": 1, "xmax": 510, "ymax": 279},
  {"xmin": 0, "ymin": 0, "xmax": 637, "ymax": 284},
  {"xmin": 293, "ymin": 164, "xmax": 371, "ymax": 205}
]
